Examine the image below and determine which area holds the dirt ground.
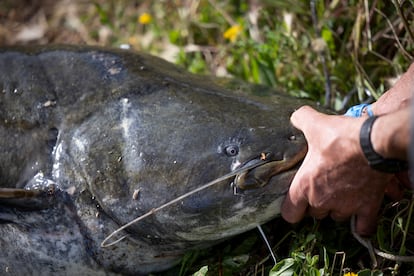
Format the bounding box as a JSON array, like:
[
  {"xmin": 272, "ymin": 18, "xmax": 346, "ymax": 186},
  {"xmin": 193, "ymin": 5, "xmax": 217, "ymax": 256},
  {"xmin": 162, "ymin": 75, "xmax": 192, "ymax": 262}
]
[{"xmin": 0, "ymin": 0, "xmax": 114, "ymax": 46}]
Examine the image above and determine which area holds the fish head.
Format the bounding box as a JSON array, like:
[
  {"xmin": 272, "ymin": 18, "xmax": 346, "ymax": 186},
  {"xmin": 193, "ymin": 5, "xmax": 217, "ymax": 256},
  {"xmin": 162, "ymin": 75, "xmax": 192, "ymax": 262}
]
[
  {"xmin": 78, "ymin": 83, "xmax": 308, "ymax": 244},
  {"xmin": 158, "ymin": 88, "xmax": 308, "ymax": 242},
  {"xmin": 54, "ymin": 54, "xmax": 309, "ymax": 246}
]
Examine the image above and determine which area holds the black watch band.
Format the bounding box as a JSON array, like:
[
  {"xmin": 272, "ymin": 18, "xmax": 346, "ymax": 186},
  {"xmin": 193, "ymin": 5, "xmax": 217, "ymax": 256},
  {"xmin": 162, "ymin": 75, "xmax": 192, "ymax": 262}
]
[{"xmin": 360, "ymin": 115, "xmax": 408, "ymax": 173}]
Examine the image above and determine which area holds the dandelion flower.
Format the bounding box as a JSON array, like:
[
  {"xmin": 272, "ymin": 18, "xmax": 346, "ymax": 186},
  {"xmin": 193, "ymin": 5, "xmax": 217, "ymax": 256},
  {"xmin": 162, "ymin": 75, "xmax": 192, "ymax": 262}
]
[
  {"xmin": 344, "ymin": 272, "xmax": 357, "ymax": 276},
  {"xmin": 138, "ymin": 13, "xmax": 152, "ymax": 25},
  {"xmin": 223, "ymin": 25, "xmax": 242, "ymax": 42}
]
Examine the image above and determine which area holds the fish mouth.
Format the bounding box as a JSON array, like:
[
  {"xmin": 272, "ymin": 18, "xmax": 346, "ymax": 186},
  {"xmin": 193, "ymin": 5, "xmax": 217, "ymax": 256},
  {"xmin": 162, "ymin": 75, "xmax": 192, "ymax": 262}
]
[{"xmin": 233, "ymin": 147, "xmax": 307, "ymax": 191}]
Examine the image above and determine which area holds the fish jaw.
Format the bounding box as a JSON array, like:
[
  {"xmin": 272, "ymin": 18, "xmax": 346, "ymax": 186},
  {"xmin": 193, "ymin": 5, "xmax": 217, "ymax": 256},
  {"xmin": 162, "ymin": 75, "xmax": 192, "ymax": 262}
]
[
  {"xmin": 233, "ymin": 144, "xmax": 307, "ymax": 191},
  {"xmin": 172, "ymin": 168, "xmax": 297, "ymax": 241}
]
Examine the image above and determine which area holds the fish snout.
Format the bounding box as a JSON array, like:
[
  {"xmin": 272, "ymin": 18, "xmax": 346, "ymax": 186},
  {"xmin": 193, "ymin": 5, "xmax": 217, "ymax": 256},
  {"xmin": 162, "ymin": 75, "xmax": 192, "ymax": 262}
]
[{"xmin": 233, "ymin": 147, "xmax": 306, "ymax": 192}]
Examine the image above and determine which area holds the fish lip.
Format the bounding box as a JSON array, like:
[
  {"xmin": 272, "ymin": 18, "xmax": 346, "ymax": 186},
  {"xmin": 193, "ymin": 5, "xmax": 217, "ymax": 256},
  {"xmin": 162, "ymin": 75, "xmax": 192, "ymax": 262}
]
[{"xmin": 234, "ymin": 147, "xmax": 306, "ymax": 191}]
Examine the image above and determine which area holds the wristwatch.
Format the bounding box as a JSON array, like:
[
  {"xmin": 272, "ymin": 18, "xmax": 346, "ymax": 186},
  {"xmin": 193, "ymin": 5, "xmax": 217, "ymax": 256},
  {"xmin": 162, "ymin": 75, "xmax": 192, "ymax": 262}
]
[{"xmin": 360, "ymin": 116, "xmax": 408, "ymax": 173}]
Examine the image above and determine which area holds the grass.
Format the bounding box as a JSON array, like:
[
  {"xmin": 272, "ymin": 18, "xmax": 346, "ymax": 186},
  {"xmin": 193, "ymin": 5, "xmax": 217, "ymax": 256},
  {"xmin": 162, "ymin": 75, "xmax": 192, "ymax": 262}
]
[
  {"xmin": 2, "ymin": 0, "xmax": 414, "ymax": 275},
  {"xmin": 73, "ymin": 0, "xmax": 414, "ymax": 109}
]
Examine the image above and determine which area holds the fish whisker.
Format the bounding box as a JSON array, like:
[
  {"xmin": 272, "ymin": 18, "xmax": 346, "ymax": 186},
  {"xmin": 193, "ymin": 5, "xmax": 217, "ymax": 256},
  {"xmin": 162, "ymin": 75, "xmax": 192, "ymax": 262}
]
[{"xmin": 101, "ymin": 159, "xmax": 267, "ymax": 247}]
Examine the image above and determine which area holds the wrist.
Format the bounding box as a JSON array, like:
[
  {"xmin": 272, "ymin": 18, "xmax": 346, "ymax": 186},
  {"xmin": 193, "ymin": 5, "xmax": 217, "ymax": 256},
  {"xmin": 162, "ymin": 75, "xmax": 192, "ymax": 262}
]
[
  {"xmin": 360, "ymin": 115, "xmax": 408, "ymax": 173},
  {"xmin": 371, "ymin": 108, "xmax": 410, "ymax": 160},
  {"xmin": 371, "ymin": 63, "xmax": 414, "ymax": 116},
  {"xmin": 370, "ymin": 116, "xmax": 388, "ymax": 157}
]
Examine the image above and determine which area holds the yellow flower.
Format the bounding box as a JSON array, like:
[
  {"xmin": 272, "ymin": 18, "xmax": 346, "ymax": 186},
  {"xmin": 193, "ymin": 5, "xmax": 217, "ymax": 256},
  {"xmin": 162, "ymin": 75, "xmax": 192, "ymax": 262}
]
[
  {"xmin": 138, "ymin": 13, "xmax": 152, "ymax": 25},
  {"xmin": 223, "ymin": 25, "xmax": 242, "ymax": 42},
  {"xmin": 344, "ymin": 272, "xmax": 357, "ymax": 276}
]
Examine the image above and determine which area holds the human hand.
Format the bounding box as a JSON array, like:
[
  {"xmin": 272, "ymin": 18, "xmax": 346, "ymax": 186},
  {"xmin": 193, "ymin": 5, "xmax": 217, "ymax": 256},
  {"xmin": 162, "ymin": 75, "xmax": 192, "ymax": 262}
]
[{"xmin": 281, "ymin": 106, "xmax": 397, "ymax": 236}]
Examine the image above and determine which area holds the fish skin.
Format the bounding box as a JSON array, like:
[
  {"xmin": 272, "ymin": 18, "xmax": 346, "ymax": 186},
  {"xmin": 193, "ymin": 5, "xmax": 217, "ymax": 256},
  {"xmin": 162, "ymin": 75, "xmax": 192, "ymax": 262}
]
[{"xmin": 0, "ymin": 45, "xmax": 309, "ymax": 275}]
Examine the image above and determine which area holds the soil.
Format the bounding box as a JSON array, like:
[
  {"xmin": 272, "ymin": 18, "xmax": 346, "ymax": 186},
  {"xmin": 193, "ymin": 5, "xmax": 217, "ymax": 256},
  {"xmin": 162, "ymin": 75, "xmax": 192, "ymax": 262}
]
[{"xmin": 1, "ymin": 0, "xmax": 98, "ymax": 46}]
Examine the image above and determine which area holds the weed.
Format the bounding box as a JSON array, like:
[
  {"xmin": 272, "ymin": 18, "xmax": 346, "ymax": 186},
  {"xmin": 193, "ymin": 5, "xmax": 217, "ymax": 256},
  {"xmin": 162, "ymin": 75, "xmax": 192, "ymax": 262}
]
[{"xmin": 2, "ymin": 0, "xmax": 414, "ymax": 274}]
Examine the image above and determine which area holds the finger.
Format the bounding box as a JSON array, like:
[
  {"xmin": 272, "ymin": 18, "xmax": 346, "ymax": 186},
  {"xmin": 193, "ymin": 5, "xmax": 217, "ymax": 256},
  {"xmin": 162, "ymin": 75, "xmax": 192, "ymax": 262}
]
[
  {"xmin": 281, "ymin": 171, "xmax": 309, "ymax": 223},
  {"xmin": 395, "ymin": 171, "xmax": 411, "ymax": 189},
  {"xmin": 354, "ymin": 204, "xmax": 381, "ymax": 236},
  {"xmin": 384, "ymin": 176, "xmax": 404, "ymax": 201},
  {"xmin": 281, "ymin": 192, "xmax": 307, "ymax": 223},
  {"xmin": 308, "ymin": 208, "xmax": 329, "ymax": 220},
  {"xmin": 330, "ymin": 211, "xmax": 351, "ymax": 222}
]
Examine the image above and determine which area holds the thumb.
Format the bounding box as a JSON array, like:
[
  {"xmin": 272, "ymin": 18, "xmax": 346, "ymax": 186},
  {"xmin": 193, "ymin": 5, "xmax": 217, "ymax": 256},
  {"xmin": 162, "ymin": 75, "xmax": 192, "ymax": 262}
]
[{"xmin": 290, "ymin": 106, "xmax": 322, "ymax": 134}]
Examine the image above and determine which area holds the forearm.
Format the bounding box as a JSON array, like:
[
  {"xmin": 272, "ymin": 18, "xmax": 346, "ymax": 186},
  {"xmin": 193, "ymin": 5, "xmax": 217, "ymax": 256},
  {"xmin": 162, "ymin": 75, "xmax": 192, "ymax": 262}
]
[
  {"xmin": 371, "ymin": 106, "xmax": 411, "ymax": 160},
  {"xmin": 371, "ymin": 63, "xmax": 414, "ymax": 115}
]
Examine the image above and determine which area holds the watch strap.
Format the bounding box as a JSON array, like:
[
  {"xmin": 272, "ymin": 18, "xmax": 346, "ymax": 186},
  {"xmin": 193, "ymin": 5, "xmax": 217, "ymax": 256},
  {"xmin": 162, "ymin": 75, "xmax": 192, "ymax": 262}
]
[{"xmin": 359, "ymin": 115, "xmax": 408, "ymax": 173}]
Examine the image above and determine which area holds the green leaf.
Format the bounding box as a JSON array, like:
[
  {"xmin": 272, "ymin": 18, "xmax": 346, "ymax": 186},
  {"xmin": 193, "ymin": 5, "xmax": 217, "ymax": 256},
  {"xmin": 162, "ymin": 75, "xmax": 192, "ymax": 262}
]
[
  {"xmin": 321, "ymin": 28, "xmax": 335, "ymax": 51},
  {"xmin": 307, "ymin": 267, "xmax": 321, "ymax": 276},
  {"xmin": 192, "ymin": 265, "xmax": 208, "ymax": 276},
  {"xmin": 270, "ymin": 258, "xmax": 298, "ymax": 276},
  {"xmin": 222, "ymin": 254, "xmax": 249, "ymax": 269},
  {"xmin": 169, "ymin": 30, "xmax": 181, "ymax": 45},
  {"xmin": 357, "ymin": 269, "xmax": 384, "ymax": 276}
]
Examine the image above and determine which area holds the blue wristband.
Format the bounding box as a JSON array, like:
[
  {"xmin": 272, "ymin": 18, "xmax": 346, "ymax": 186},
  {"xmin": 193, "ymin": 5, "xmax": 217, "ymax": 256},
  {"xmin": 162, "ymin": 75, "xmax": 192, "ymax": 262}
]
[{"xmin": 344, "ymin": 103, "xmax": 374, "ymax": 118}]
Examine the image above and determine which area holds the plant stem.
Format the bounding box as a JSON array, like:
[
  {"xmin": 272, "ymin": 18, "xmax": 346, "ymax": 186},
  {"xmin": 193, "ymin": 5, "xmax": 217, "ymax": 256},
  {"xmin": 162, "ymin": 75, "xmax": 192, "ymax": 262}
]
[{"xmin": 399, "ymin": 195, "xmax": 414, "ymax": 256}]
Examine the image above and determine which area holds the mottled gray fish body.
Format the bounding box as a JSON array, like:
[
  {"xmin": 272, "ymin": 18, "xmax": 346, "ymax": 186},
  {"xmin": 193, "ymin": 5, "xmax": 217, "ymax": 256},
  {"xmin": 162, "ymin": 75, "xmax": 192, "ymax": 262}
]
[{"xmin": 0, "ymin": 45, "xmax": 307, "ymax": 275}]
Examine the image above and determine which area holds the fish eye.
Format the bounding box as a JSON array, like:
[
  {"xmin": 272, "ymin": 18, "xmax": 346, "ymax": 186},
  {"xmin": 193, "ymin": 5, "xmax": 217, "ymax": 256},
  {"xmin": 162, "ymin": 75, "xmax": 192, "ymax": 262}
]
[{"xmin": 224, "ymin": 145, "xmax": 239, "ymax": 157}]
